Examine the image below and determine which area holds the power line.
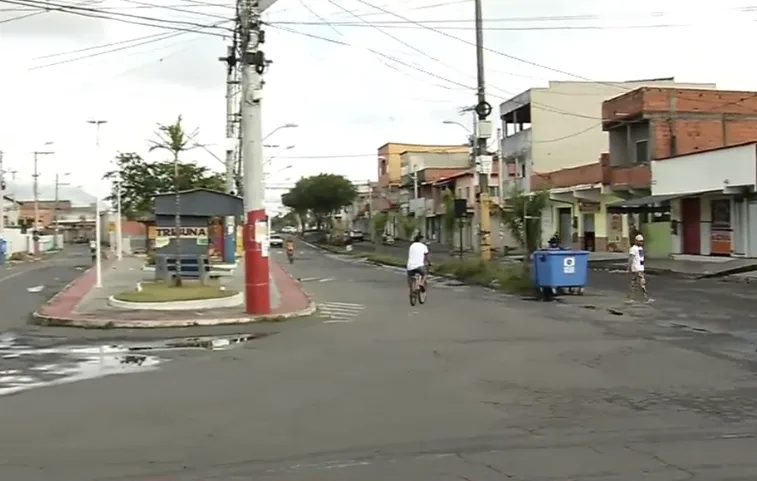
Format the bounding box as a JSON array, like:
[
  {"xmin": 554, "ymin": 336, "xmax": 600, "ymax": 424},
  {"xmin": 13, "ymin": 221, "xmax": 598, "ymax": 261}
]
[
  {"xmin": 28, "ymin": 19, "xmax": 232, "ymax": 70},
  {"xmin": 0, "ymin": 0, "xmax": 233, "ymax": 35},
  {"xmin": 0, "ymin": 1, "xmax": 234, "ymax": 12},
  {"xmin": 268, "ymin": 22, "xmax": 602, "ymax": 120},
  {"xmin": 345, "ymin": 0, "xmax": 757, "ymax": 116},
  {"xmin": 268, "ymin": 20, "xmax": 719, "ymax": 32},
  {"xmin": 120, "ymin": 0, "xmax": 231, "ymax": 21}
]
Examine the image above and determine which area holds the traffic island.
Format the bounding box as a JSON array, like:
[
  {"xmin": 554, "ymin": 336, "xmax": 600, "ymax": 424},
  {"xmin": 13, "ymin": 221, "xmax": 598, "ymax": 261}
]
[
  {"xmin": 108, "ymin": 280, "xmax": 242, "ymax": 311},
  {"xmin": 32, "ymin": 259, "xmax": 316, "ymax": 329}
]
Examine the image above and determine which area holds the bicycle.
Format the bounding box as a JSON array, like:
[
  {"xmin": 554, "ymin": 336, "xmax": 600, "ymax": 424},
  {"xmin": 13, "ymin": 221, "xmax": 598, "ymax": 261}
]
[{"xmin": 409, "ymin": 269, "xmax": 427, "ymax": 306}]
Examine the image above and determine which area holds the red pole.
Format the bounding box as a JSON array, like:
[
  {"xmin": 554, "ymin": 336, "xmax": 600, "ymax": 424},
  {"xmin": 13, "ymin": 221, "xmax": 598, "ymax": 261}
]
[{"xmin": 243, "ymin": 208, "xmax": 270, "ymax": 314}]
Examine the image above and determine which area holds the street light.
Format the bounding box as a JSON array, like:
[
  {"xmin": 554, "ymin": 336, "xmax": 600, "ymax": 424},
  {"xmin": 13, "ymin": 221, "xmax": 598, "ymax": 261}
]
[
  {"xmin": 442, "ymin": 120, "xmax": 471, "ymax": 133},
  {"xmin": 262, "ymin": 123, "xmax": 298, "ymax": 142},
  {"xmin": 265, "ymin": 145, "xmax": 295, "ymax": 165},
  {"xmin": 53, "ymin": 172, "xmax": 70, "ymax": 248},
  {"xmin": 32, "ymin": 141, "xmax": 55, "ymax": 255},
  {"xmin": 263, "ymin": 164, "xmax": 293, "ymax": 177},
  {"xmin": 86, "ymin": 120, "xmax": 107, "ymax": 288}
]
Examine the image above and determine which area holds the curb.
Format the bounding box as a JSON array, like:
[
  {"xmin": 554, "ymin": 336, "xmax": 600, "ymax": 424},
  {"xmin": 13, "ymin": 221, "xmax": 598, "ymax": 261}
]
[
  {"xmin": 31, "ymin": 260, "xmax": 318, "ymax": 329},
  {"xmin": 31, "ymin": 300, "xmax": 317, "ymax": 329},
  {"xmin": 107, "ymin": 291, "xmax": 244, "ymax": 311}
]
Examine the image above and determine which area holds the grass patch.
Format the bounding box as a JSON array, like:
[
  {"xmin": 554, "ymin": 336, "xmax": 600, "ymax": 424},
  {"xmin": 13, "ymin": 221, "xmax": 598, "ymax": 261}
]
[
  {"xmin": 364, "ymin": 253, "xmax": 404, "ymax": 266},
  {"xmin": 361, "ymin": 254, "xmax": 535, "ymax": 294},
  {"xmin": 114, "ymin": 280, "xmax": 237, "ymax": 303}
]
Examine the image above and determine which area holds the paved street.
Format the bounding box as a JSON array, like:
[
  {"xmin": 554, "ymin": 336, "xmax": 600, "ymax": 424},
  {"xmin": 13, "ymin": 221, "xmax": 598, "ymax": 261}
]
[
  {"xmin": 0, "ymin": 245, "xmax": 93, "ymax": 334},
  {"xmin": 0, "ymin": 241, "xmax": 756, "ymax": 479}
]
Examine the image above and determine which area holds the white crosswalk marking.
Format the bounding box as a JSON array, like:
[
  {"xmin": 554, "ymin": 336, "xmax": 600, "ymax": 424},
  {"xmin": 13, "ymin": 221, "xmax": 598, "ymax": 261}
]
[{"xmin": 318, "ymin": 302, "xmax": 365, "ymax": 323}]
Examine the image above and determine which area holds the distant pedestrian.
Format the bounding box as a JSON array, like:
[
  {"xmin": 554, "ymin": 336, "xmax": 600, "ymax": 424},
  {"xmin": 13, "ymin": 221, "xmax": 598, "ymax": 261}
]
[{"xmin": 627, "ymin": 234, "xmax": 654, "ymax": 304}]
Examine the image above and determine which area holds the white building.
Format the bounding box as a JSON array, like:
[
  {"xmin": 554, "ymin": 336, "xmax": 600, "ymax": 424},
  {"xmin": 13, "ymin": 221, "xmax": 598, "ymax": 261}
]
[
  {"xmin": 651, "ymin": 142, "xmax": 757, "ymax": 257},
  {"xmin": 498, "ymin": 79, "xmax": 717, "ymax": 190},
  {"xmin": 1, "ymin": 195, "xmax": 21, "ymax": 226},
  {"xmin": 498, "ymin": 79, "xmax": 717, "ymax": 247}
]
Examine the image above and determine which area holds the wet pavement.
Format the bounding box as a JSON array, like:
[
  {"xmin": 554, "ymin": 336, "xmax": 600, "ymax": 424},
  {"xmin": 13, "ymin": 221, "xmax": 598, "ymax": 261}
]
[{"xmin": 0, "ymin": 331, "xmax": 271, "ymax": 397}]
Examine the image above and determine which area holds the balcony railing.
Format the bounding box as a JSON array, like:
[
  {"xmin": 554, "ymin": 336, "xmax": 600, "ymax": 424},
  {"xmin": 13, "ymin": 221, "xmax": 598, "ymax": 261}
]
[
  {"xmin": 501, "ymin": 176, "xmax": 529, "ymax": 194},
  {"xmin": 502, "ymin": 128, "xmax": 532, "ymax": 163}
]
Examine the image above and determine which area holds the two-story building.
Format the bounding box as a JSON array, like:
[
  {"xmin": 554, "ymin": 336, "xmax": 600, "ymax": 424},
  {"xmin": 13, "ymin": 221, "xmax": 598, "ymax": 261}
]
[
  {"xmin": 376, "ymin": 142, "xmax": 469, "ymax": 210},
  {"xmin": 498, "ymin": 79, "xmax": 717, "ymax": 248},
  {"xmin": 603, "ymin": 87, "xmax": 757, "ymax": 257},
  {"xmin": 398, "ymin": 151, "xmax": 471, "ymax": 238},
  {"xmin": 376, "ymin": 142, "xmax": 469, "ymax": 238},
  {"xmin": 342, "ymin": 180, "xmax": 374, "ymax": 232}
]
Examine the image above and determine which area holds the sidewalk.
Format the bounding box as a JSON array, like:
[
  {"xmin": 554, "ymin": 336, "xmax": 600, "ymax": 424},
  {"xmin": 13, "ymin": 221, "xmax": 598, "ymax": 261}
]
[
  {"xmin": 33, "ymin": 256, "xmax": 315, "ymax": 328},
  {"xmin": 590, "ymin": 253, "xmax": 757, "ymax": 278}
]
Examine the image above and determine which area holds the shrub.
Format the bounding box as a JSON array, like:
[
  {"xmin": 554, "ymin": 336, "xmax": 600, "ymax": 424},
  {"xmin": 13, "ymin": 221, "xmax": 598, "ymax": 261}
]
[
  {"xmin": 8, "ymin": 252, "xmax": 26, "ymax": 261},
  {"xmin": 434, "ymin": 258, "xmax": 533, "ymax": 293},
  {"xmin": 146, "ymin": 252, "xmax": 156, "ymax": 265}
]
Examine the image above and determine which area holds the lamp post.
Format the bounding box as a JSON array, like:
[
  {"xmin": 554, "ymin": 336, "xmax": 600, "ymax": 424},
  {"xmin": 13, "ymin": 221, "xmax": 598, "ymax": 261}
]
[
  {"xmin": 87, "ymin": 119, "xmax": 107, "ymax": 287},
  {"xmin": 53, "ymin": 172, "xmax": 70, "ymax": 249},
  {"xmin": 262, "ymin": 123, "xmax": 298, "ymax": 142},
  {"xmin": 32, "ymin": 142, "xmax": 54, "ymax": 255}
]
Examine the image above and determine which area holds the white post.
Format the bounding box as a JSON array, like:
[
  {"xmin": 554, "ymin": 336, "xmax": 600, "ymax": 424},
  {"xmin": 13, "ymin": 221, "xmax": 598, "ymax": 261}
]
[
  {"xmin": 95, "ymin": 197, "xmax": 102, "ymax": 287},
  {"xmin": 496, "ymin": 127, "xmax": 503, "ymax": 205},
  {"xmin": 0, "ymin": 150, "xmax": 4, "ymax": 242},
  {"xmin": 116, "ymin": 180, "xmax": 122, "ymax": 260}
]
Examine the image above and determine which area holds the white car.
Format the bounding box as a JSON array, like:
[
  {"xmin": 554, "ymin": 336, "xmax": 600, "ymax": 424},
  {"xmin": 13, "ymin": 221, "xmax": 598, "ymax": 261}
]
[
  {"xmin": 281, "ymin": 226, "xmax": 297, "ymax": 234},
  {"xmin": 269, "ymin": 235, "xmax": 284, "ymax": 248}
]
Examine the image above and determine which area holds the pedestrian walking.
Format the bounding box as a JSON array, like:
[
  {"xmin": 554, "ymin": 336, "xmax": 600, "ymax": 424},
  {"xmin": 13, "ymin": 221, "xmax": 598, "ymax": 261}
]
[{"xmin": 627, "ymin": 234, "xmax": 654, "ymax": 304}]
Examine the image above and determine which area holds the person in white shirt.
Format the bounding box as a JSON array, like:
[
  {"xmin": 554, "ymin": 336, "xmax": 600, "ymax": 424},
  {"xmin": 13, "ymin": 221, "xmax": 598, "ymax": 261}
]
[
  {"xmin": 406, "ymin": 234, "xmax": 430, "ymax": 292},
  {"xmin": 627, "ymin": 234, "xmax": 653, "ymax": 303}
]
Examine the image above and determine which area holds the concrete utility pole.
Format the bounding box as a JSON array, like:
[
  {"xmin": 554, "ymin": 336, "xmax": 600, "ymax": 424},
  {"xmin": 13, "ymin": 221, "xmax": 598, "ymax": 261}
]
[
  {"xmin": 32, "ymin": 146, "xmax": 54, "ymax": 255},
  {"xmin": 473, "ymin": 0, "xmax": 493, "ymax": 260},
  {"xmin": 239, "ymin": 0, "xmax": 271, "ymax": 314},
  {"xmin": 220, "ymin": 39, "xmax": 240, "ymax": 265}
]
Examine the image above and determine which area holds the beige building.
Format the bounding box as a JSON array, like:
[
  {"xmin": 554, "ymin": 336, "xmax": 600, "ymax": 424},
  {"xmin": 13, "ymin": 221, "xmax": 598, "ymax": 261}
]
[
  {"xmin": 499, "ymin": 79, "xmax": 717, "ymax": 191},
  {"xmin": 499, "ymin": 79, "xmax": 718, "ymax": 248}
]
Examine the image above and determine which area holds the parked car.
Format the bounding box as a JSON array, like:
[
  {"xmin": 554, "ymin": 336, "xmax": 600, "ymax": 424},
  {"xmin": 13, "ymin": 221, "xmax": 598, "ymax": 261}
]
[
  {"xmin": 269, "ymin": 234, "xmax": 284, "ymax": 248},
  {"xmin": 348, "ymin": 230, "xmax": 364, "ymax": 242}
]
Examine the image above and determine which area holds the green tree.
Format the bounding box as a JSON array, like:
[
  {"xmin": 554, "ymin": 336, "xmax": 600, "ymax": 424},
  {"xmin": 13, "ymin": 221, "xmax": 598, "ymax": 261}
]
[
  {"xmin": 441, "ymin": 190, "xmax": 458, "ymax": 245},
  {"xmin": 281, "ymin": 177, "xmax": 312, "ymax": 229},
  {"xmin": 371, "ymin": 212, "xmax": 388, "ymax": 239},
  {"xmin": 501, "ymin": 187, "xmax": 550, "ymax": 255},
  {"xmin": 400, "ymin": 214, "xmax": 420, "ymax": 239},
  {"xmin": 150, "ymin": 116, "xmax": 202, "ymax": 286},
  {"xmin": 104, "ymin": 153, "xmax": 224, "ymax": 219},
  {"xmin": 282, "ymin": 174, "xmax": 357, "ymax": 230}
]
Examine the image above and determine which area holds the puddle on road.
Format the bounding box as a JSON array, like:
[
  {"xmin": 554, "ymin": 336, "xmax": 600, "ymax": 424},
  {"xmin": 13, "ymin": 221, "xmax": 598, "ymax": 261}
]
[{"xmin": 0, "ymin": 332, "xmax": 268, "ymax": 396}]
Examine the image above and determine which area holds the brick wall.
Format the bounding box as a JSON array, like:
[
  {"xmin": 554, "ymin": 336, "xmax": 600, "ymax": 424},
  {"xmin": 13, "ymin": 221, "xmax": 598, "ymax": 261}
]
[
  {"xmin": 652, "ymin": 117, "xmax": 757, "ymax": 159},
  {"xmin": 531, "ymin": 153, "xmax": 651, "ymax": 190},
  {"xmin": 603, "ymin": 87, "xmax": 757, "ymax": 160}
]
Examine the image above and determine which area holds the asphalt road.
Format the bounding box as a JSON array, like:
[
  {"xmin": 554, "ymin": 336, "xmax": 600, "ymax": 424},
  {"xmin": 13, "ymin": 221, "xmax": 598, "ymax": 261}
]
[
  {"xmin": 1, "ymin": 242, "xmax": 757, "ymax": 480},
  {"xmin": 0, "ymin": 245, "xmax": 94, "ymax": 332}
]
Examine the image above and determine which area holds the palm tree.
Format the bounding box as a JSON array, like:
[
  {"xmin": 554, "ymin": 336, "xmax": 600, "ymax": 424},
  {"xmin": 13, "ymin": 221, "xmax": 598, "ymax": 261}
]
[{"xmin": 149, "ymin": 115, "xmax": 198, "ymax": 286}]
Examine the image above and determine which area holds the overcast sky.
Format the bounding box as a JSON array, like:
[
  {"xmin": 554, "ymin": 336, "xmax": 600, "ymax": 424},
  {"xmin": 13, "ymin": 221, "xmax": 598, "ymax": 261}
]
[{"xmin": 1, "ymin": 0, "xmax": 754, "ymax": 212}]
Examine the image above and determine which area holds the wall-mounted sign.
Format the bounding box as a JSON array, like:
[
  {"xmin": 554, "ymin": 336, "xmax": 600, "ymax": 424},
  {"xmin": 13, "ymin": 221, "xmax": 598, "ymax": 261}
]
[
  {"xmin": 578, "ymin": 201, "xmax": 600, "ymax": 213},
  {"xmin": 155, "ymin": 227, "xmax": 208, "ymax": 238}
]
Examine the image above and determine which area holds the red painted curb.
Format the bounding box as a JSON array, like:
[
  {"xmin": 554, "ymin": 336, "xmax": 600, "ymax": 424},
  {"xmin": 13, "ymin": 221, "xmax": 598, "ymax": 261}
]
[{"xmin": 33, "ymin": 260, "xmax": 316, "ymax": 327}]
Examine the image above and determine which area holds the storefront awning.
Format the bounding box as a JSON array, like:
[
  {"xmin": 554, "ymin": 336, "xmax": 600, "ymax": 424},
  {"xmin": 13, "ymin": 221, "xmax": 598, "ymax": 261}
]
[{"xmin": 607, "ymin": 194, "xmax": 680, "ymax": 213}]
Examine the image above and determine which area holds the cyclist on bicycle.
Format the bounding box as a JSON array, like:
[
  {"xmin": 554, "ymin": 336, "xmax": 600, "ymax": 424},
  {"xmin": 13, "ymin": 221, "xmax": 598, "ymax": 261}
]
[
  {"xmin": 406, "ymin": 234, "xmax": 430, "ymax": 292},
  {"xmin": 285, "ymin": 238, "xmax": 295, "ymax": 254}
]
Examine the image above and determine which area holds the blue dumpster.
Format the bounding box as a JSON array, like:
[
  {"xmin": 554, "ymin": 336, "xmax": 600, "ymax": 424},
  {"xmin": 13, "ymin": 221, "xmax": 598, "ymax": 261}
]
[
  {"xmin": 0, "ymin": 238, "xmax": 6, "ymax": 265},
  {"xmin": 531, "ymin": 249, "xmax": 590, "ymax": 290}
]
